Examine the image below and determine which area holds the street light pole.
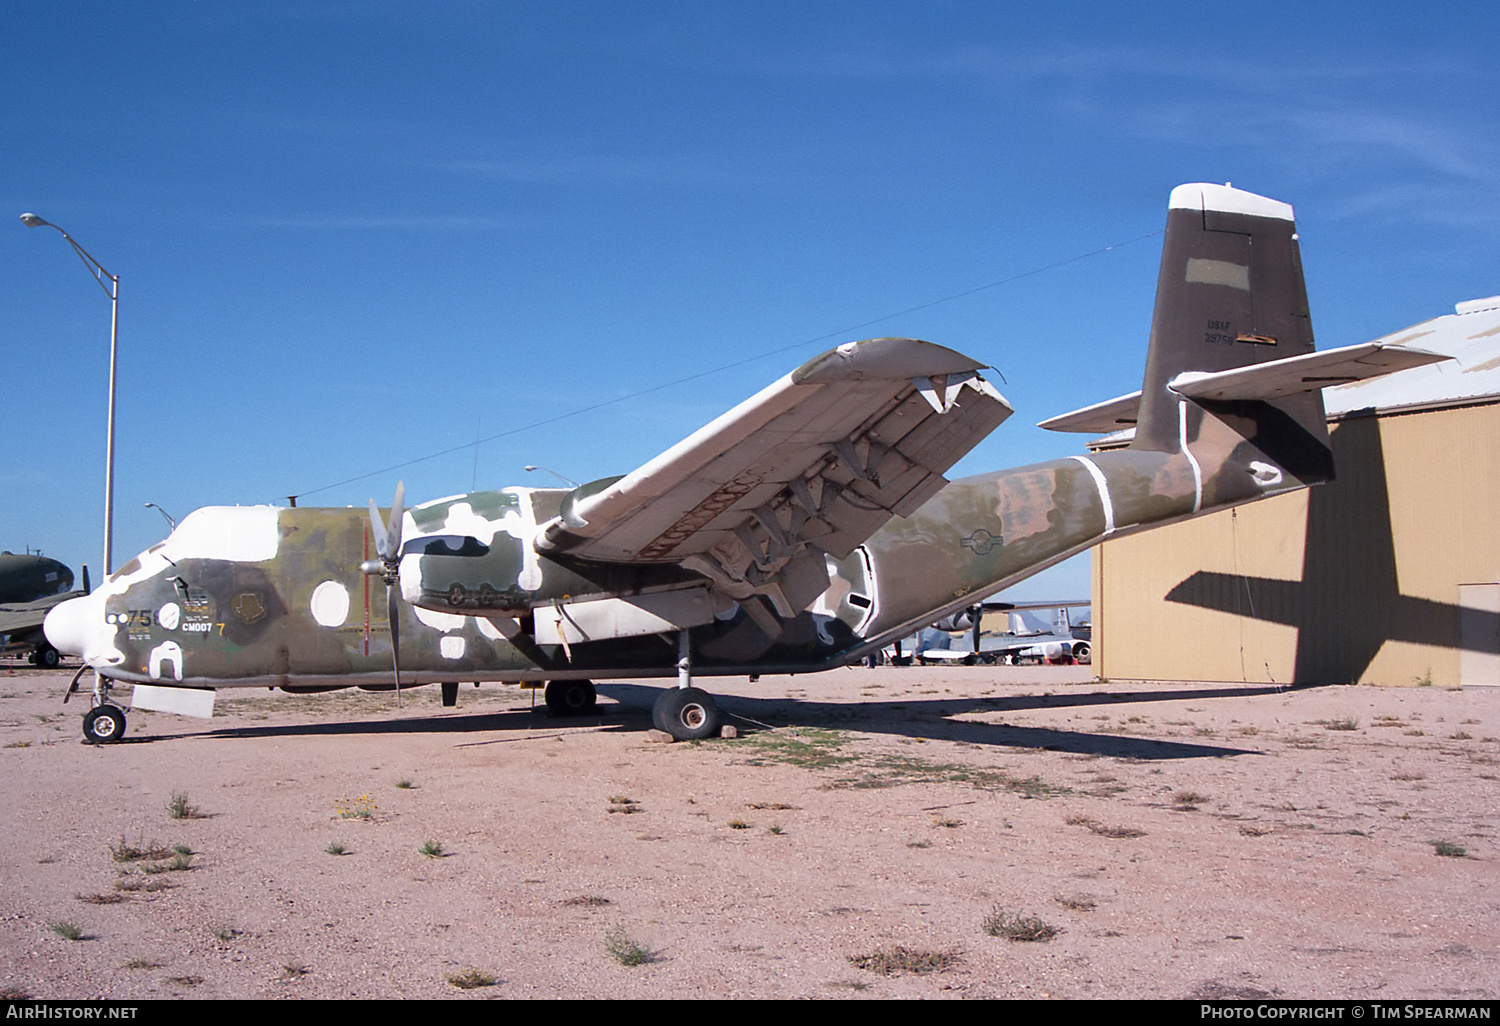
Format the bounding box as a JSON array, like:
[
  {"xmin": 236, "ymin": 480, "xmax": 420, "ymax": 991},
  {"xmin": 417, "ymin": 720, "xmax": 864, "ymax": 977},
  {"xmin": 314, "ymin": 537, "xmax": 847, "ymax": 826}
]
[
  {"xmin": 21, "ymin": 213, "xmax": 121, "ymax": 575},
  {"xmin": 524, "ymin": 465, "xmax": 579, "ymax": 487}
]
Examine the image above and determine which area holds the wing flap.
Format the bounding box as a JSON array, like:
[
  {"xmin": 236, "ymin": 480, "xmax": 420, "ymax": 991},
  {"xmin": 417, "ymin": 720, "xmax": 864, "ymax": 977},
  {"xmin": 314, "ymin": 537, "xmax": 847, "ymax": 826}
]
[{"xmin": 538, "ymin": 337, "xmax": 1012, "ymax": 615}]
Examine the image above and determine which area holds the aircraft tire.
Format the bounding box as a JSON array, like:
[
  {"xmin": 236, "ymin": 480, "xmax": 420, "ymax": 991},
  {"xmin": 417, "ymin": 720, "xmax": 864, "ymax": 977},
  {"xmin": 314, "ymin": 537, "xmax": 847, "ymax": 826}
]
[
  {"xmin": 82, "ymin": 706, "xmax": 126, "ymax": 744},
  {"xmin": 37, "ymin": 645, "xmax": 60, "ymax": 669},
  {"xmin": 544, "ymin": 679, "xmax": 597, "ymax": 717},
  {"xmin": 652, "ymin": 687, "xmax": 720, "ymax": 741}
]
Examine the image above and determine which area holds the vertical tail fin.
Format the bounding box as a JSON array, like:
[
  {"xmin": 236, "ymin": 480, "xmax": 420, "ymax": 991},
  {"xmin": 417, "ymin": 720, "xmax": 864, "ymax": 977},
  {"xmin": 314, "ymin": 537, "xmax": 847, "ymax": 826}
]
[{"xmin": 1133, "ymin": 183, "xmax": 1327, "ymax": 458}]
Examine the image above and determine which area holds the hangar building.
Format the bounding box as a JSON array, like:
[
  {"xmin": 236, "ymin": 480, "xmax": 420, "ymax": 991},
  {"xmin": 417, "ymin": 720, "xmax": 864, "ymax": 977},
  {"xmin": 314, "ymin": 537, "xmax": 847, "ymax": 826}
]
[{"xmin": 1091, "ymin": 295, "xmax": 1500, "ymax": 688}]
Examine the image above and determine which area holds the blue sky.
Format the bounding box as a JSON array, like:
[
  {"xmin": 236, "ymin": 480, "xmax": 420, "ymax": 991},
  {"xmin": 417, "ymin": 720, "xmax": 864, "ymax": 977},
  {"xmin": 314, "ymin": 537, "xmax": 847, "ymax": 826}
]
[{"xmin": 4, "ymin": 1, "xmax": 1497, "ymax": 600}]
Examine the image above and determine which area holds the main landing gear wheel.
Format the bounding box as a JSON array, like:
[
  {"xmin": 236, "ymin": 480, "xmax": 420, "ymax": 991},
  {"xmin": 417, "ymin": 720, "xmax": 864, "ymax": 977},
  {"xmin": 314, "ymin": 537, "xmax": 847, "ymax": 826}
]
[
  {"xmin": 82, "ymin": 706, "xmax": 126, "ymax": 744},
  {"xmin": 652, "ymin": 687, "xmax": 721, "ymax": 741},
  {"xmin": 544, "ymin": 679, "xmax": 597, "ymax": 717}
]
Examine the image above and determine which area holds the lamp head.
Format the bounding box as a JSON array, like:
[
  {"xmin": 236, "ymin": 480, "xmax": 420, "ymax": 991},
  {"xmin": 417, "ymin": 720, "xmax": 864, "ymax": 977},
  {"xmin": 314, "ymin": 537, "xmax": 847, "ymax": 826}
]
[{"xmin": 19, "ymin": 213, "xmax": 50, "ymax": 228}]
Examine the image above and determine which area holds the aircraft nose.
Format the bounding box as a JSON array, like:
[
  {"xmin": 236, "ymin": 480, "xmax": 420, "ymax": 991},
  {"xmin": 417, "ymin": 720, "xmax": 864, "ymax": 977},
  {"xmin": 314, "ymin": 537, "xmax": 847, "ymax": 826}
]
[{"xmin": 44, "ymin": 593, "xmax": 111, "ymax": 665}]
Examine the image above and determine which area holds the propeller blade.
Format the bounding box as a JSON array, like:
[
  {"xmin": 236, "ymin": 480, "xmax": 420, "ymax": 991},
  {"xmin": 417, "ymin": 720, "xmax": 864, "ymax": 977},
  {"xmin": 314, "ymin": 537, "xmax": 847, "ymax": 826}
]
[
  {"xmin": 387, "ymin": 580, "xmax": 401, "ymax": 706},
  {"xmin": 367, "ymin": 481, "xmax": 406, "ymax": 565},
  {"xmin": 365, "ymin": 481, "xmax": 408, "ymax": 704},
  {"xmin": 387, "ymin": 481, "xmax": 405, "ymax": 564},
  {"xmin": 368, "ymin": 499, "xmax": 390, "ymax": 561}
]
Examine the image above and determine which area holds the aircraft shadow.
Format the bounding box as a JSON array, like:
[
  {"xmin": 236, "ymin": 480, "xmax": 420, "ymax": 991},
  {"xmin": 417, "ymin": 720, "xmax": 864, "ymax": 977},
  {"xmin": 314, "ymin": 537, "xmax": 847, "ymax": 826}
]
[
  {"xmin": 1165, "ymin": 415, "xmax": 1500, "ymax": 681},
  {"xmin": 597, "ymin": 681, "xmax": 1283, "ymax": 760},
  {"xmin": 117, "ymin": 680, "xmax": 1311, "ymax": 760},
  {"xmin": 130, "ymin": 707, "xmax": 625, "ymax": 744}
]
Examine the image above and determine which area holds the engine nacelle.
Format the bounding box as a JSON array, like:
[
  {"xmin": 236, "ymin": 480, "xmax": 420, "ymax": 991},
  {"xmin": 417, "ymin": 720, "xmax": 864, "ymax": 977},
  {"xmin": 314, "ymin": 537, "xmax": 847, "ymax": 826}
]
[{"xmin": 932, "ymin": 606, "xmax": 980, "ymax": 633}]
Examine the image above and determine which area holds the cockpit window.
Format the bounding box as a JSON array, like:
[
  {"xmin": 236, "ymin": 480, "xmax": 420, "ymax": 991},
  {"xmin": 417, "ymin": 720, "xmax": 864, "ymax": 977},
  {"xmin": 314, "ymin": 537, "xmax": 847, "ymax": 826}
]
[
  {"xmin": 161, "ymin": 507, "xmax": 282, "ymax": 564},
  {"xmin": 402, "ymin": 535, "xmax": 490, "ymax": 557}
]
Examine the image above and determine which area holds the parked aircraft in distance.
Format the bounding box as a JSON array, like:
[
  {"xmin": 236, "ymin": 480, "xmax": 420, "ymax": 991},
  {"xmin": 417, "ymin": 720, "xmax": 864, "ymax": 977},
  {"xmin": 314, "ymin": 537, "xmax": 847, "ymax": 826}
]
[
  {"xmin": 0, "ymin": 552, "xmax": 86, "ymax": 668},
  {"xmin": 913, "ymin": 602, "xmax": 1091, "ymax": 665},
  {"xmin": 45, "ymin": 183, "xmax": 1450, "ymax": 744}
]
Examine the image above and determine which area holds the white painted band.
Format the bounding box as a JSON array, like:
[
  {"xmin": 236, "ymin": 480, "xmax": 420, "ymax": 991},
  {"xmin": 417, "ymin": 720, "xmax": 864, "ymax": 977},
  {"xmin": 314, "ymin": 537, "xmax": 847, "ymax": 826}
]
[
  {"xmin": 1068, "ymin": 456, "xmax": 1115, "ymax": 536},
  {"xmin": 1180, "ymin": 398, "xmax": 1203, "ymax": 513}
]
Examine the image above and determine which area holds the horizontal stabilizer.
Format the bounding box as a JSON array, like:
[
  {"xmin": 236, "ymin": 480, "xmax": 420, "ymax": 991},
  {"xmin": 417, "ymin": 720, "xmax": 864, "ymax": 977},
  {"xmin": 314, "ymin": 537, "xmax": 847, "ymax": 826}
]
[
  {"xmin": 1168, "ymin": 342, "xmax": 1450, "ymax": 402},
  {"xmin": 1037, "ymin": 391, "xmax": 1142, "ymax": 434},
  {"xmin": 1040, "ymin": 343, "xmax": 1450, "ymax": 433}
]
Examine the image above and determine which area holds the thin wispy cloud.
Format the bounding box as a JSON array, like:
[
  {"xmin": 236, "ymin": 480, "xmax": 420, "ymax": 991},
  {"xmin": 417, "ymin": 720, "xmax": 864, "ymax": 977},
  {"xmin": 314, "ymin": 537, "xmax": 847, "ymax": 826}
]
[
  {"xmin": 425, "ymin": 152, "xmax": 742, "ymax": 187},
  {"xmin": 221, "ymin": 213, "xmax": 521, "ymax": 230}
]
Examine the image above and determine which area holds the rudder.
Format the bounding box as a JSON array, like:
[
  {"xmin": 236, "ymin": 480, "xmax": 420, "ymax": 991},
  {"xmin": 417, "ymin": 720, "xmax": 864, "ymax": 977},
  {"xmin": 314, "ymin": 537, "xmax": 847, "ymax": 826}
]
[{"xmin": 1133, "ymin": 183, "xmax": 1326, "ymax": 457}]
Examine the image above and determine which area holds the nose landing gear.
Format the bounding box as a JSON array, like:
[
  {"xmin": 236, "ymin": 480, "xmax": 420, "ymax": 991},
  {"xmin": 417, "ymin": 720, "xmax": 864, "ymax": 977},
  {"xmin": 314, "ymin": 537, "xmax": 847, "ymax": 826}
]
[
  {"xmin": 73, "ymin": 673, "xmax": 127, "ymax": 744},
  {"xmin": 82, "ymin": 704, "xmax": 126, "ymax": 744}
]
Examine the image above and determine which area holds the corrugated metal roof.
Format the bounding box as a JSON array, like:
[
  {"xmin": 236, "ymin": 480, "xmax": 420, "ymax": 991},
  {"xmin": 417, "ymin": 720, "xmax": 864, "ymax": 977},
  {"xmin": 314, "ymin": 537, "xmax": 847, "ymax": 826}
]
[{"xmin": 1324, "ymin": 295, "xmax": 1500, "ymax": 417}]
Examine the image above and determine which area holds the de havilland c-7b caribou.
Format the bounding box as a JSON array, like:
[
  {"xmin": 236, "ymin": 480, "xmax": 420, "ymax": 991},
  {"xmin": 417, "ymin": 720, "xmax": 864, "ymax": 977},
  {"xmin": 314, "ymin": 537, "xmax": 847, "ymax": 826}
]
[{"xmin": 43, "ymin": 184, "xmax": 1448, "ymax": 744}]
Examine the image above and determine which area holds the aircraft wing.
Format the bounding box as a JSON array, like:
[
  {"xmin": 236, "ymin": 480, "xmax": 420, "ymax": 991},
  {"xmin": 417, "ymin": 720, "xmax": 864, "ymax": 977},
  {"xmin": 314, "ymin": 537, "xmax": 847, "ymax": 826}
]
[
  {"xmin": 0, "ymin": 591, "xmax": 81, "ymax": 638},
  {"xmin": 978, "ymin": 598, "xmax": 1091, "ymax": 612},
  {"xmin": 537, "ymin": 337, "xmax": 1012, "ymax": 616}
]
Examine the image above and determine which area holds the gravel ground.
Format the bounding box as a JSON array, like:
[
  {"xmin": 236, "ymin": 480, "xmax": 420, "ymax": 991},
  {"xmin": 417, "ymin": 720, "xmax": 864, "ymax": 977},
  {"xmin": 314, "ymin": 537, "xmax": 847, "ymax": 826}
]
[{"xmin": 0, "ymin": 662, "xmax": 1496, "ymax": 1000}]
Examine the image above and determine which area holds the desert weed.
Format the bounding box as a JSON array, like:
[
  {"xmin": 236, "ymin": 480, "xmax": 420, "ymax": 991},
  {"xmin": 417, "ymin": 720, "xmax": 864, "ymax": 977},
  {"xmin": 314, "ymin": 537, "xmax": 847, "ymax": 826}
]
[
  {"xmin": 983, "ymin": 907, "xmax": 1059, "ymax": 942},
  {"xmin": 109, "ymin": 834, "xmax": 173, "ymax": 862},
  {"xmin": 447, "ymin": 967, "xmax": 497, "ymax": 990},
  {"xmin": 604, "ymin": 924, "xmax": 654, "ymax": 966},
  {"xmin": 336, "ymin": 794, "xmax": 377, "ymax": 820},
  {"xmin": 76, "ymin": 892, "xmax": 126, "ymax": 905},
  {"xmin": 560, "ymin": 895, "xmax": 612, "ymax": 907},
  {"xmin": 847, "ymin": 946, "xmax": 959, "ymax": 976},
  {"xmin": 166, "ymin": 792, "xmax": 204, "ymax": 820},
  {"xmin": 606, "ymin": 796, "xmax": 641, "ymax": 814}
]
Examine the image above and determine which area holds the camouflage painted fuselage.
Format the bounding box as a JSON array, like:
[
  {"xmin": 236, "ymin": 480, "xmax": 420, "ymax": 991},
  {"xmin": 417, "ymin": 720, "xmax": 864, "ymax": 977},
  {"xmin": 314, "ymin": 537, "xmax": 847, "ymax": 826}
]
[
  {"xmin": 45, "ymin": 489, "xmax": 869, "ymax": 689},
  {"xmin": 48, "ymin": 393, "xmax": 1323, "ymax": 692},
  {"xmin": 44, "ymin": 181, "xmax": 1355, "ymax": 695},
  {"xmin": 860, "ymin": 407, "xmax": 1330, "ymax": 648}
]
